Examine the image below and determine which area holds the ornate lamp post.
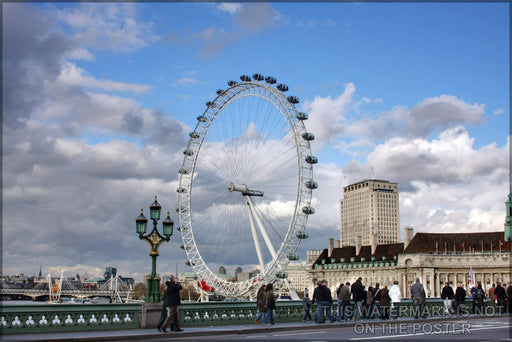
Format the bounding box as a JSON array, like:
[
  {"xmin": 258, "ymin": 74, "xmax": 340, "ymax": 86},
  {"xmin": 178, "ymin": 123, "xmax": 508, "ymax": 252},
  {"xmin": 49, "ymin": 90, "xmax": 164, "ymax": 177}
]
[{"xmin": 136, "ymin": 195, "xmax": 174, "ymax": 302}]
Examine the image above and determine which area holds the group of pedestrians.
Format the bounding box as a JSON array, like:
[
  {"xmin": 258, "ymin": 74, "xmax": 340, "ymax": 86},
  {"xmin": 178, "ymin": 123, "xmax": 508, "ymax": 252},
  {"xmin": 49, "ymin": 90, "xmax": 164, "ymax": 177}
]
[
  {"xmin": 441, "ymin": 280, "xmax": 512, "ymax": 316},
  {"xmin": 154, "ymin": 276, "xmax": 512, "ymax": 332},
  {"xmin": 255, "ymin": 283, "xmax": 278, "ymax": 325},
  {"xmin": 485, "ymin": 281, "xmax": 512, "ymax": 314},
  {"xmin": 306, "ymin": 278, "xmax": 403, "ymax": 323}
]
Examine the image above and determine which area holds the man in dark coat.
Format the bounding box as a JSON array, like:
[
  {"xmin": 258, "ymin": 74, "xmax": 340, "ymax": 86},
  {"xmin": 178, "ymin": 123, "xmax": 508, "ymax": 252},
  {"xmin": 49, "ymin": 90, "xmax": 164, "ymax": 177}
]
[
  {"xmin": 441, "ymin": 282, "xmax": 455, "ymax": 315},
  {"xmin": 507, "ymin": 283, "xmax": 512, "ymax": 314},
  {"xmin": 314, "ymin": 280, "xmax": 335, "ymax": 323},
  {"xmin": 351, "ymin": 277, "xmax": 365, "ymax": 322},
  {"xmin": 454, "ymin": 282, "xmax": 467, "ymax": 316},
  {"xmin": 162, "ymin": 274, "xmax": 183, "ymax": 332},
  {"xmin": 494, "ymin": 281, "xmax": 506, "ymax": 315}
]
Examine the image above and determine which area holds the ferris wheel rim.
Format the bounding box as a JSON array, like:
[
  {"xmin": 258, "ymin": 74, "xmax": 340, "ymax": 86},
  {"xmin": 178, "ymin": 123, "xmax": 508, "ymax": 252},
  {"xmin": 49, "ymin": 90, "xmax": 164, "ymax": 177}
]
[{"xmin": 177, "ymin": 76, "xmax": 316, "ymax": 298}]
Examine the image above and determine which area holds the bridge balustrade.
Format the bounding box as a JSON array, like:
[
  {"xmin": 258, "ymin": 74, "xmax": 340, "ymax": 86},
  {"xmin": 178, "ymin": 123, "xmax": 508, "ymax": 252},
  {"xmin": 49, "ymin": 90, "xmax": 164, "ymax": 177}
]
[
  {"xmin": 0, "ymin": 303, "xmax": 139, "ymax": 334},
  {"xmin": 0, "ymin": 298, "xmax": 492, "ymax": 334}
]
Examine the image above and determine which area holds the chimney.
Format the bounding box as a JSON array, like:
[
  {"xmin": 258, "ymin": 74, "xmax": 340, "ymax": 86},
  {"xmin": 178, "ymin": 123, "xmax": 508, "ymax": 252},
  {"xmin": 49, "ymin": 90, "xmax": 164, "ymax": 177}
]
[
  {"xmin": 404, "ymin": 226, "xmax": 414, "ymax": 248},
  {"xmin": 328, "ymin": 238, "xmax": 334, "ymax": 257},
  {"xmin": 370, "ymin": 232, "xmax": 377, "ymax": 255},
  {"xmin": 355, "ymin": 235, "xmax": 362, "ymax": 255},
  {"xmin": 335, "ymin": 240, "xmax": 340, "ymax": 248}
]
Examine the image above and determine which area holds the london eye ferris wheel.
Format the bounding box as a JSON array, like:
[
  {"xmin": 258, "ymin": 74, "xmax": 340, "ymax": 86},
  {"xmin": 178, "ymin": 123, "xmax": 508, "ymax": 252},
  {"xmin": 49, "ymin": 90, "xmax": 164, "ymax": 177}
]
[{"xmin": 177, "ymin": 74, "xmax": 318, "ymax": 298}]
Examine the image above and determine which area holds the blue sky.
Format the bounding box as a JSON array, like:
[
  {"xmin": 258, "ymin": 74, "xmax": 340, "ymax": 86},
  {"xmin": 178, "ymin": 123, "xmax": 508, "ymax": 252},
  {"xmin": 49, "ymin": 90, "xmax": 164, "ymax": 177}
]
[{"xmin": 2, "ymin": 2, "xmax": 509, "ymax": 281}]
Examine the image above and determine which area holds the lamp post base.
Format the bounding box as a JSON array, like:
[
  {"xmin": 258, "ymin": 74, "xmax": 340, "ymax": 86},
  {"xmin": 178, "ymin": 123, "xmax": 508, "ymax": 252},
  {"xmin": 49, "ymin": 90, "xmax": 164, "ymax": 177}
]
[{"xmin": 145, "ymin": 276, "xmax": 161, "ymax": 303}]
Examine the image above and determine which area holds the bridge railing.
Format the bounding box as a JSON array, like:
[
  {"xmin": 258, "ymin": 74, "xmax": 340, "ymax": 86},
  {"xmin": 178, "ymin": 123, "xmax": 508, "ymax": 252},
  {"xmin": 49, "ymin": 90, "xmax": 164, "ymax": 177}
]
[
  {"xmin": 0, "ymin": 298, "xmax": 495, "ymax": 334},
  {"xmin": 0, "ymin": 303, "xmax": 139, "ymax": 334}
]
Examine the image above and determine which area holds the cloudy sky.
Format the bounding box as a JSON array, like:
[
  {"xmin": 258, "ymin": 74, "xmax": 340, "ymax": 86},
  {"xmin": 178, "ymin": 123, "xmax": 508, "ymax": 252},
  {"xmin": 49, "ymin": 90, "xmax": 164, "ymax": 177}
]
[{"xmin": 2, "ymin": 2, "xmax": 509, "ymax": 282}]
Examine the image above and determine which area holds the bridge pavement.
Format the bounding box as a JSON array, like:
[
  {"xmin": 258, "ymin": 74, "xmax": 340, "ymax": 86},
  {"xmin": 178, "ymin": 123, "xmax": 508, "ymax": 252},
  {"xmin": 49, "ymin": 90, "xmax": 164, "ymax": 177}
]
[{"xmin": 2, "ymin": 314, "xmax": 510, "ymax": 342}]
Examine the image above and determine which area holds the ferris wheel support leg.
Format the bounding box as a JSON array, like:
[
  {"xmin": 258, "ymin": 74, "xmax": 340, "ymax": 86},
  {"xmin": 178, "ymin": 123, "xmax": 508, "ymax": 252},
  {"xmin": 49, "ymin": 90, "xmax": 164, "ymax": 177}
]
[
  {"xmin": 245, "ymin": 196, "xmax": 266, "ymax": 273},
  {"xmin": 246, "ymin": 196, "xmax": 277, "ymax": 259},
  {"xmin": 283, "ymin": 278, "xmax": 300, "ymax": 300}
]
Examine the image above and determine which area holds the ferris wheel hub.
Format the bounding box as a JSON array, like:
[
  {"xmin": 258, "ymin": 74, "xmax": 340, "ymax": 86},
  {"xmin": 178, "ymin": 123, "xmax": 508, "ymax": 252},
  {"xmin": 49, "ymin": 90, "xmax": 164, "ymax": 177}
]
[{"xmin": 228, "ymin": 183, "xmax": 264, "ymax": 197}]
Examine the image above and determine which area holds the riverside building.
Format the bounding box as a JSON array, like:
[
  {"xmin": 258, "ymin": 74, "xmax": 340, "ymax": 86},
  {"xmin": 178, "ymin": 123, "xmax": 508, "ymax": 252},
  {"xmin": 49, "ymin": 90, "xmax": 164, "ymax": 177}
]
[{"xmin": 340, "ymin": 179, "xmax": 399, "ymax": 247}]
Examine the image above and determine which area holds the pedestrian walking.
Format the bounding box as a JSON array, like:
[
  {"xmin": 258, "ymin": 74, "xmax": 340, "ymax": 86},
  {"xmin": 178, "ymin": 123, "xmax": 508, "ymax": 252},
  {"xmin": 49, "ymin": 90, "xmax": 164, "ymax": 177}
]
[
  {"xmin": 312, "ymin": 281, "xmax": 322, "ymax": 322},
  {"xmin": 474, "ymin": 282, "xmax": 486, "ymax": 315},
  {"xmin": 494, "ymin": 281, "xmax": 506, "ymax": 315},
  {"xmin": 506, "ymin": 283, "xmax": 512, "ymax": 314},
  {"xmin": 302, "ymin": 293, "xmax": 312, "ymax": 322},
  {"xmin": 454, "ymin": 282, "xmax": 466, "ymax": 316},
  {"xmin": 441, "ymin": 282, "xmax": 455, "ymax": 315},
  {"xmin": 373, "ymin": 283, "xmax": 383, "ymax": 319},
  {"xmin": 335, "ymin": 283, "xmax": 344, "ymax": 321},
  {"xmin": 470, "ymin": 285, "xmax": 477, "ymax": 314},
  {"xmin": 337, "ymin": 281, "xmax": 351, "ymax": 321},
  {"xmin": 488, "ymin": 283, "xmax": 496, "ymax": 309},
  {"xmin": 410, "ymin": 278, "xmax": 426, "ymax": 319},
  {"xmin": 388, "ymin": 280, "xmax": 402, "ymax": 320},
  {"xmin": 351, "ymin": 277, "xmax": 365, "ymax": 322},
  {"xmin": 161, "ymin": 274, "xmax": 183, "ymax": 332},
  {"xmin": 263, "ymin": 283, "xmax": 277, "ymax": 325},
  {"xmin": 365, "ymin": 286, "xmax": 373, "ymax": 318},
  {"xmin": 157, "ymin": 281, "xmax": 172, "ymax": 332},
  {"xmin": 314, "ymin": 280, "xmax": 335, "ymax": 323},
  {"xmin": 379, "ymin": 286, "xmax": 391, "ymax": 320},
  {"xmin": 254, "ymin": 284, "xmax": 267, "ymax": 324}
]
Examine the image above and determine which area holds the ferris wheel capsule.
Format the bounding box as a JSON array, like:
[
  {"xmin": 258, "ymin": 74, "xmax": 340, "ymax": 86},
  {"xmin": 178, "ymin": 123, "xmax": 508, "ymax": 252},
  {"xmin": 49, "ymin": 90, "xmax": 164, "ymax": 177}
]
[
  {"xmin": 265, "ymin": 76, "xmax": 276, "ymax": 84},
  {"xmin": 240, "ymin": 75, "xmax": 251, "ymax": 82},
  {"xmin": 305, "ymin": 155, "xmax": 318, "ymax": 164},
  {"xmin": 296, "ymin": 231, "xmax": 308, "ymax": 239},
  {"xmin": 296, "ymin": 112, "xmax": 308, "ymax": 120},
  {"xmin": 305, "ymin": 180, "xmax": 318, "ymax": 189},
  {"xmin": 228, "ymin": 80, "xmax": 238, "ymax": 86},
  {"xmin": 287, "ymin": 96, "xmax": 299, "ymax": 104},
  {"xmin": 302, "ymin": 206, "xmax": 315, "ymax": 215},
  {"xmin": 216, "ymin": 89, "xmax": 225, "ymax": 95},
  {"xmin": 277, "ymin": 84, "xmax": 289, "ymax": 92},
  {"xmin": 302, "ymin": 132, "xmax": 315, "ymax": 141},
  {"xmin": 252, "ymin": 73, "xmax": 264, "ymax": 81}
]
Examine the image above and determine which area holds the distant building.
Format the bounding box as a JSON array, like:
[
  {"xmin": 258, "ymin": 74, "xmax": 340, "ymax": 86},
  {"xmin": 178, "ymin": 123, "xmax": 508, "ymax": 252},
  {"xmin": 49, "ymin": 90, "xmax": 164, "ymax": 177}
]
[
  {"xmin": 340, "ymin": 179, "xmax": 400, "ymax": 246},
  {"xmin": 310, "ymin": 229, "xmax": 510, "ymax": 298},
  {"xmin": 218, "ymin": 266, "xmax": 226, "ymax": 275},
  {"xmin": 284, "ymin": 261, "xmax": 312, "ymax": 293}
]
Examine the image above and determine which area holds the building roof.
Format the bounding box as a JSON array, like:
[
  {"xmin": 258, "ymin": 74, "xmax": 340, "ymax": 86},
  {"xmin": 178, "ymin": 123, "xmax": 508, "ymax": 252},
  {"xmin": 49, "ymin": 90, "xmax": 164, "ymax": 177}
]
[
  {"xmin": 404, "ymin": 231, "xmax": 510, "ymax": 253},
  {"xmin": 313, "ymin": 243, "xmax": 404, "ymax": 266}
]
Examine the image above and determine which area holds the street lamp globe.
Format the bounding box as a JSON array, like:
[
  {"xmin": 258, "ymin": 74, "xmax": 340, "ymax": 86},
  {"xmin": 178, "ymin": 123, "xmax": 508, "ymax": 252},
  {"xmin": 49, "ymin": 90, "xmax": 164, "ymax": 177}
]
[
  {"xmin": 136, "ymin": 209, "xmax": 147, "ymax": 235},
  {"xmin": 162, "ymin": 211, "xmax": 174, "ymax": 237},
  {"xmin": 150, "ymin": 195, "xmax": 161, "ymax": 220}
]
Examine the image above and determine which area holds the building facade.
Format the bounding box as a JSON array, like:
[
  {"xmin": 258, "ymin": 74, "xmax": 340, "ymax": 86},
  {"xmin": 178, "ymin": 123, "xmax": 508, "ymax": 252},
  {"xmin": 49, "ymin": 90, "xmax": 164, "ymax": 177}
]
[
  {"xmin": 309, "ymin": 230, "xmax": 511, "ymax": 298},
  {"xmin": 340, "ymin": 179, "xmax": 400, "ymax": 246},
  {"xmin": 284, "ymin": 261, "xmax": 313, "ymax": 294}
]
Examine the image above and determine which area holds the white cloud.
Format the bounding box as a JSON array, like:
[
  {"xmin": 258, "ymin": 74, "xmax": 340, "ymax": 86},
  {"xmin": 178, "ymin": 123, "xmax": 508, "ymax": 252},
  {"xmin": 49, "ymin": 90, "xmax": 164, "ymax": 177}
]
[
  {"xmin": 58, "ymin": 3, "xmax": 159, "ymax": 53},
  {"xmin": 57, "ymin": 62, "xmax": 152, "ymax": 93},
  {"xmin": 217, "ymin": 3, "xmax": 242, "ymax": 15},
  {"xmin": 174, "ymin": 77, "xmax": 199, "ymax": 87},
  {"xmin": 302, "ymin": 82, "xmax": 356, "ymax": 146}
]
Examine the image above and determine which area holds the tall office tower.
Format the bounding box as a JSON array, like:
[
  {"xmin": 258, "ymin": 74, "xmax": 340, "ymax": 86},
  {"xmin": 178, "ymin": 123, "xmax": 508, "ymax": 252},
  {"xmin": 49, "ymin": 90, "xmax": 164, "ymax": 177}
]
[{"xmin": 340, "ymin": 179, "xmax": 400, "ymax": 247}]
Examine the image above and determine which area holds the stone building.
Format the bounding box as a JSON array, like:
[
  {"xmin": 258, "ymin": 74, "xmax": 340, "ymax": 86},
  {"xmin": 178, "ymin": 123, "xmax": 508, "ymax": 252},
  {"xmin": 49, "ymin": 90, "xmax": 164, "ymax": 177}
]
[{"xmin": 310, "ymin": 229, "xmax": 511, "ymax": 297}]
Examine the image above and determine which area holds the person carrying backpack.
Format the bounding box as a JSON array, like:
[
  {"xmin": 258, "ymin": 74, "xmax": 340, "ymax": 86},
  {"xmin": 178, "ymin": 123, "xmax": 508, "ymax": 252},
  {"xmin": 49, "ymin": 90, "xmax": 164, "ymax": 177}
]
[{"xmin": 474, "ymin": 282, "xmax": 486, "ymax": 315}]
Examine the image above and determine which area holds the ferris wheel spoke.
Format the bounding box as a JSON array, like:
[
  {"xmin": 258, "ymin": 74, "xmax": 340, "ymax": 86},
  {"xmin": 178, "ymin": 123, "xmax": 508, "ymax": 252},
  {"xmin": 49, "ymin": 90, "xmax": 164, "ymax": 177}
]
[{"xmin": 245, "ymin": 196, "xmax": 266, "ymax": 273}]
